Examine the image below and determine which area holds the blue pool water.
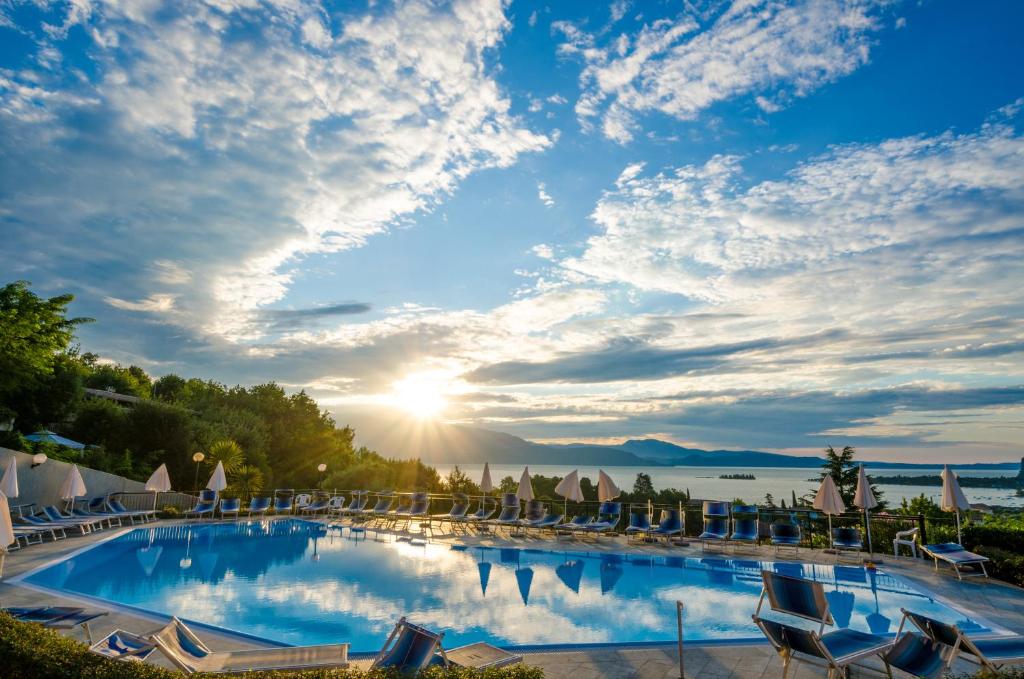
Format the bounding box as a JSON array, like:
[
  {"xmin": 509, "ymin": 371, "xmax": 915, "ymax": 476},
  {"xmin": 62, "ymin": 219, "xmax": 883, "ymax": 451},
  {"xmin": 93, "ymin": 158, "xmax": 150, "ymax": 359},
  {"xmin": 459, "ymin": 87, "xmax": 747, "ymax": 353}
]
[{"xmin": 20, "ymin": 520, "xmax": 994, "ymax": 651}]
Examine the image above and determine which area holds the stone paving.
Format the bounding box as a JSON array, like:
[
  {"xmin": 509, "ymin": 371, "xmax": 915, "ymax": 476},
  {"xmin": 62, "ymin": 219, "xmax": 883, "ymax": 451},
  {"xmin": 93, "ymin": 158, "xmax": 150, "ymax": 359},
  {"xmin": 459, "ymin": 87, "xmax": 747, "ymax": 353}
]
[{"xmin": 3, "ymin": 517, "xmax": 1022, "ymax": 678}]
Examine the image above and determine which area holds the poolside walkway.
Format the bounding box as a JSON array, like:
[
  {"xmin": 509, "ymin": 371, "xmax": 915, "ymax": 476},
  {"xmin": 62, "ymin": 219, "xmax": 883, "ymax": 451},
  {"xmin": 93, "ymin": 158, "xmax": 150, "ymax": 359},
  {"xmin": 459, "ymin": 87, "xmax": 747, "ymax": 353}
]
[{"xmin": 3, "ymin": 518, "xmax": 1022, "ymax": 678}]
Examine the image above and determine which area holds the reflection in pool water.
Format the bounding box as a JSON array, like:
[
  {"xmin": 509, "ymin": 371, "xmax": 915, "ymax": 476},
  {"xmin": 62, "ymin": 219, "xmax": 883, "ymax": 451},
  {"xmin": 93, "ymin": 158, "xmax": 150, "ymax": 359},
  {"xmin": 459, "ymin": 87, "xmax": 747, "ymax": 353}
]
[{"xmin": 22, "ymin": 520, "xmax": 991, "ymax": 651}]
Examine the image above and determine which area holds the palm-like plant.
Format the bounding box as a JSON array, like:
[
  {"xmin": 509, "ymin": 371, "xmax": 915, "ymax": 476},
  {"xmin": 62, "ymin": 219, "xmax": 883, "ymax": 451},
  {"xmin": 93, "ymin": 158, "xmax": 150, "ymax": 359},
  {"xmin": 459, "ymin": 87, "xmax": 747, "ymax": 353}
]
[
  {"xmin": 206, "ymin": 439, "xmax": 244, "ymax": 475},
  {"xmin": 229, "ymin": 464, "xmax": 264, "ymax": 498}
]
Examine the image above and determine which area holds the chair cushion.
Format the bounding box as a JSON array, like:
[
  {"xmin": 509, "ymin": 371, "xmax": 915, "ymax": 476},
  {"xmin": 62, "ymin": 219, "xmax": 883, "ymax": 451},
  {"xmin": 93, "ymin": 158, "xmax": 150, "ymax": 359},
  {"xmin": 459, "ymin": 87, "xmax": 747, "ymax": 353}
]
[
  {"xmin": 971, "ymin": 636, "xmax": 1024, "ymax": 661},
  {"xmin": 819, "ymin": 628, "xmax": 891, "ymax": 661}
]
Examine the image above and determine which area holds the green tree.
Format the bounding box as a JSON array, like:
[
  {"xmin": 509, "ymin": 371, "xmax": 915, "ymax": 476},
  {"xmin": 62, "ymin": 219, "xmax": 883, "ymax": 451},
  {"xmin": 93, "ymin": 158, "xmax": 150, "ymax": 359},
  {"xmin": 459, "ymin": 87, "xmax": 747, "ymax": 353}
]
[
  {"xmin": 152, "ymin": 374, "xmax": 187, "ymax": 402},
  {"xmin": 897, "ymin": 493, "xmax": 945, "ymax": 519},
  {"xmin": 498, "ymin": 475, "xmax": 517, "ymax": 494},
  {"xmin": 764, "ymin": 493, "xmax": 776, "ymax": 508},
  {"xmin": 84, "ymin": 363, "xmax": 152, "ymax": 398},
  {"xmin": 633, "ymin": 472, "xmax": 655, "ymax": 498},
  {"xmin": 444, "ymin": 466, "xmax": 479, "ymax": 495},
  {"xmin": 206, "ymin": 440, "xmax": 244, "ymax": 474},
  {"xmin": 817, "ymin": 444, "xmax": 886, "ymax": 510},
  {"xmin": 229, "ymin": 464, "xmax": 265, "ymax": 498}
]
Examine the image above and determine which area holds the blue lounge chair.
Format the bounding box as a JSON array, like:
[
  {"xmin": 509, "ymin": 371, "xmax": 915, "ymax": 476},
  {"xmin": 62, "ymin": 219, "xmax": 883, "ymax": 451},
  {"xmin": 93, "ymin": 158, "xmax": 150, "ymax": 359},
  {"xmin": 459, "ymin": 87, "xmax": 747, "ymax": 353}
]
[
  {"xmin": 72, "ymin": 501, "xmax": 124, "ymax": 527},
  {"xmin": 150, "ymin": 617, "xmax": 349, "ymax": 673},
  {"xmin": 372, "ymin": 617, "xmax": 445, "ymax": 671},
  {"xmin": 272, "ymin": 490, "xmax": 294, "ymax": 514},
  {"xmin": 458, "ymin": 497, "xmax": 497, "ymax": 529},
  {"xmin": 920, "ymin": 543, "xmax": 989, "ymax": 580},
  {"xmin": 832, "ymin": 527, "xmax": 864, "ymax": 559},
  {"xmin": 219, "ymin": 498, "xmax": 240, "ymax": 520},
  {"xmin": 7, "ymin": 606, "xmax": 109, "ymax": 644},
  {"xmin": 184, "ymin": 490, "xmax": 217, "ymax": 519},
  {"xmin": 883, "ymin": 631, "xmax": 946, "ymax": 679},
  {"xmin": 730, "ymin": 505, "xmax": 759, "ymax": 551},
  {"xmin": 490, "ymin": 494, "xmax": 521, "ymax": 533},
  {"xmin": 246, "ymin": 496, "xmax": 271, "ymax": 517},
  {"xmin": 699, "ymin": 501, "xmax": 730, "ymax": 551},
  {"xmin": 753, "ymin": 571, "xmax": 894, "ymax": 679},
  {"xmin": 41, "ymin": 506, "xmax": 103, "ymax": 534},
  {"xmin": 386, "ymin": 494, "xmax": 414, "ymax": 525},
  {"xmin": 430, "ymin": 493, "xmax": 470, "ymax": 530},
  {"xmin": 581, "ymin": 502, "xmax": 622, "ymax": 536},
  {"xmin": 650, "ymin": 508, "xmax": 683, "ymax": 544},
  {"xmin": 300, "ymin": 492, "xmax": 331, "ymax": 516},
  {"xmin": 403, "ymin": 492, "xmax": 431, "ymax": 527},
  {"xmin": 555, "ymin": 515, "xmax": 594, "ymax": 537},
  {"xmin": 89, "ymin": 628, "xmax": 156, "ymax": 662},
  {"xmin": 106, "ymin": 498, "xmax": 157, "ymax": 523},
  {"xmin": 338, "ymin": 491, "xmax": 370, "ymax": 517},
  {"xmin": 771, "ymin": 521, "xmax": 801, "ymax": 555},
  {"xmin": 899, "ymin": 608, "xmax": 1024, "ymax": 672},
  {"xmin": 365, "ymin": 492, "xmax": 396, "ymax": 523},
  {"xmin": 11, "ymin": 526, "xmax": 47, "ymax": 547},
  {"xmin": 92, "ymin": 497, "xmax": 145, "ymax": 524},
  {"xmin": 624, "ymin": 506, "xmax": 652, "ymax": 543},
  {"xmin": 522, "ymin": 510, "xmax": 564, "ymax": 534},
  {"xmin": 16, "ymin": 516, "xmax": 69, "ymax": 540}
]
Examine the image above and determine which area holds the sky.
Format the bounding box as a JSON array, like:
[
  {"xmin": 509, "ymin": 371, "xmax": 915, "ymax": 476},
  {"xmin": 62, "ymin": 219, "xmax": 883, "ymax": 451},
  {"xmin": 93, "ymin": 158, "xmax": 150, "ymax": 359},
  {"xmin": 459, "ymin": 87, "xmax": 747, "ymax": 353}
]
[{"xmin": 2, "ymin": 0, "xmax": 1024, "ymax": 463}]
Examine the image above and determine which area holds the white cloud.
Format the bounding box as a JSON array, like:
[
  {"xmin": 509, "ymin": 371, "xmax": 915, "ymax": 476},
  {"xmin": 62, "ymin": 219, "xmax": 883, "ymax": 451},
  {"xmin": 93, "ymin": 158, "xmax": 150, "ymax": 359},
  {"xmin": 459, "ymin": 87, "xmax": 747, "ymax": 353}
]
[
  {"xmin": 1, "ymin": 0, "xmax": 550, "ymax": 341},
  {"xmin": 105, "ymin": 293, "xmax": 178, "ymax": 313},
  {"xmin": 560, "ymin": 0, "xmax": 892, "ymax": 142},
  {"xmin": 537, "ymin": 182, "xmax": 555, "ymax": 207}
]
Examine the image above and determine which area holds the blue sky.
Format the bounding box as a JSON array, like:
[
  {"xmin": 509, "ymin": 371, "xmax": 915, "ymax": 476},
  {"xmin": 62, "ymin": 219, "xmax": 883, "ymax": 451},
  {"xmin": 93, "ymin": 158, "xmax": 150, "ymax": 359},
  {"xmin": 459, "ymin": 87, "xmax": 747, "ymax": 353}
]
[{"xmin": 2, "ymin": 0, "xmax": 1023, "ymax": 461}]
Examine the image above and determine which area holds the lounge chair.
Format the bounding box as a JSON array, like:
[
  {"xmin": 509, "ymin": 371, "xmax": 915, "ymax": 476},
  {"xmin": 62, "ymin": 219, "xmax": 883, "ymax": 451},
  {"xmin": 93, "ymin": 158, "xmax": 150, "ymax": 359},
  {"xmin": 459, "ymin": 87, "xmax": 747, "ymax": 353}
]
[
  {"xmin": 107, "ymin": 498, "xmax": 157, "ymax": 522},
  {"xmin": 338, "ymin": 491, "xmax": 369, "ymax": 517},
  {"xmin": 89, "ymin": 629, "xmax": 156, "ymax": 662},
  {"xmin": 883, "ymin": 631, "xmax": 947, "ymax": 679},
  {"xmin": 386, "ymin": 494, "xmax": 414, "ymax": 526},
  {"xmin": 489, "ymin": 494, "xmax": 522, "ymax": 533},
  {"xmin": 365, "ymin": 492, "xmax": 396, "ymax": 523},
  {"xmin": 12, "ymin": 526, "xmax": 47, "ymax": 547},
  {"xmin": 151, "ymin": 617, "xmax": 349, "ymax": 674},
  {"xmin": 401, "ymin": 492, "xmax": 431, "ymax": 529},
  {"xmin": 624, "ymin": 506, "xmax": 652, "ymax": 543},
  {"xmin": 247, "ymin": 496, "xmax": 271, "ymax": 517},
  {"xmin": 293, "ymin": 493, "xmax": 312, "ymax": 513},
  {"xmin": 372, "ymin": 617, "xmax": 445, "ymax": 671},
  {"xmin": 14, "ymin": 518, "xmax": 67, "ymax": 541},
  {"xmin": 93, "ymin": 497, "xmax": 149, "ymax": 524},
  {"xmin": 770, "ymin": 522, "xmax": 801, "ymax": 555},
  {"xmin": 219, "ymin": 498, "xmax": 240, "ymax": 520},
  {"xmin": 522, "ymin": 511, "xmax": 564, "ymax": 534},
  {"xmin": 40, "ymin": 506, "xmax": 103, "ymax": 534},
  {"xmin": 753, "ymin": 570, "xmax": 894, "ymax": 679},
  {"xmin": 459, "ymin": 497, "xmax": 497, "ymax": 531},
  {"xmin": 580, "ymin": 502, "xmax": 622, "ymax": 537},
  {"xmin": 517, "ymin": 499, "xmax": 545, "ymax": 531},
  {"xmin": 272, "ymin": 490, "xmax": 294, "ymax": 515},
  {"xmin": 299, "ymin": 492, "xmax": 331, "ymax": 516},
  {"xmin": 920, "ymin": 543, "xmax": 989, "ymax": 580},
  {"xmin": 555, "ymin": 515, "xmax": 594, "ymax": 537},
  {"xmin": 650, "ymin": 508, "xmax": 683, "ymax": 544},
  {"xmin": 730, "ymin": 505, "xmax": 759, "ymax": 551},
  {"xmin": 6, "ymin": 606, "xmax": 109, "ymax": 644},
  {"xmin": 899, "ymin": 608, "xmax": 1024, "ymax": 672},
  {"xmin": 184, "ymin": 490, "xmax": 218, "ymax": 519},
  {"xmin": 832, "ymin": 527, "xmax": 864, "ymax": 559},
  {"xmin": 72, "ymin": 502, "xmax": 124, "ymax": 528},
  {"xmin": 699, "ymin": 501, "xmax": 730, "ymax": 551},
  {"xmin": 429, "ymin": 493, "xmax": 469, "ymax": 531}
]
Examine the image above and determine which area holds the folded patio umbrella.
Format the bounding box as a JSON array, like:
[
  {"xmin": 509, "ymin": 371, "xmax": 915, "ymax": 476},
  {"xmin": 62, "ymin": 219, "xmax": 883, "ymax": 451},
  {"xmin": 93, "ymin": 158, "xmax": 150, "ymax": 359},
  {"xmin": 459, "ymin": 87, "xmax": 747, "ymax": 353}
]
[
  {"xmin": 479, "ymin": 463, "xmax": 493, "ymax": 494},
  {"xmin": 516, "ymin": 467, "xmax": 534, "ymax": 503},
  {"xmin": 145, "ymin": 463, "xmax": 172, "ymax": 510},
  {"xmin": 0, "ymin": 456, "xmax": 18, "ymax": 499},
  {"xmin": 597, "ymin": 470, "xmax": 621, "ymax": 502},
  {"xmin": 940, "ymin": 465, "xmax": 971, "ymax": 544},
  {"xmin": 812, "ymin": 475, "xmax": 845, "ymax": 541},
  {"xmin": 59, "ymin": 464, "xmax": 87, "ymax": 509},
  {"xmin": 1, "ymin": 491, "xmax": 14, "ymax": 579},
  {"xmin": 853, "ymin": 465, "xmax": 878, "ymax": 555},
  {"xmin": 206, "ymin": 461, "xmax": 227, "ymax": 492},
  {"xmin": 554, "ymin": 469, "xmax": 583, "ymax": 515}
]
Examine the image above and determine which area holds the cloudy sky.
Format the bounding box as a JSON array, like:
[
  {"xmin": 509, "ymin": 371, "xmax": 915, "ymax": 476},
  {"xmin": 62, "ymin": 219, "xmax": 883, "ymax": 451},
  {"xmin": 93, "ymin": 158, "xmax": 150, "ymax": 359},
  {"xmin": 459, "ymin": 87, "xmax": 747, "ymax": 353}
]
[{"xmin": 2, "ymin": 0, "xmax": 1023, "ymax": 462}]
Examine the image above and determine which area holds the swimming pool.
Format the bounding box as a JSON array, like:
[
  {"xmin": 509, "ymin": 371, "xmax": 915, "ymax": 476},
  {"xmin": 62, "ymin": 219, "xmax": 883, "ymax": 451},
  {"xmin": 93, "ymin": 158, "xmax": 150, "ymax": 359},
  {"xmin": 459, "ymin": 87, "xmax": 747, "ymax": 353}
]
[{"xmin": 17, "ymin": 519, "xmax": 995, "ymax": 652}]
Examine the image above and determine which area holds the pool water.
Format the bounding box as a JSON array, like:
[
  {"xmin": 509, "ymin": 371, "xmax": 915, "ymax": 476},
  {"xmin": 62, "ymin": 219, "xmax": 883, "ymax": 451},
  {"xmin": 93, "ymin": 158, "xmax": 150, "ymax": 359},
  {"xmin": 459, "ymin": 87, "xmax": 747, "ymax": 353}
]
[{"xmin": 20, "ymin": 520, "xmax": 993, "ymax": 651}]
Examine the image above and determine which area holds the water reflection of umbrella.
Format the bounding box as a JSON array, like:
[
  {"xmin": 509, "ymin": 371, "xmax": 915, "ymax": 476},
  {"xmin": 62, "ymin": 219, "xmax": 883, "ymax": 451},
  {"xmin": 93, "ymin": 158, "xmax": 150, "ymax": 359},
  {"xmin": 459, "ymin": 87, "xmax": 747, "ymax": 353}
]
[
  {"xmin": 136, "ymin": 545, "xmax": 164, "ymax": 576},
  {"xmin": 198, "ymin": 552, "xmax": 219, "ymax": 581},
  {"xmin": 477, "ymin": 562, "xmax": 492, "ymax": 596},
  {"xmin": 515, "ymin": 567, "xmax": 534, "ymax": 605},
  {"xmin": 556, "ymin": 559, "xmax": 585, "ymax": 593},
  {"xmin": 865, "ymin": 568, "xmax": 891, "ymax": 634},
  {"xmin": 825, "ymin": 589, "xmax": 854, "ymax": 628},
  {"xmin": 600, "ymin": 556, "xmax": 624, "ymax": 594}
]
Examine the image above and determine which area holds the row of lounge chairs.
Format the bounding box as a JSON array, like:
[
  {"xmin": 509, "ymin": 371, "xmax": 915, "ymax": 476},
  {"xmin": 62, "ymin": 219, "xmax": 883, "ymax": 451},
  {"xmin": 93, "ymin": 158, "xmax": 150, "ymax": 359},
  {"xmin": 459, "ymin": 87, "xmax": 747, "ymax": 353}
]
[
  {"xmin": 9, "ymin": 498, "xmax": 157, "ymax": 551},
  {"xmin": 85, "ymin": 615, "xmax": 521, "ymax": 674},
  {"xmin": 753, "ymin": 569, "xmax": 1022, "ymax": 678}
]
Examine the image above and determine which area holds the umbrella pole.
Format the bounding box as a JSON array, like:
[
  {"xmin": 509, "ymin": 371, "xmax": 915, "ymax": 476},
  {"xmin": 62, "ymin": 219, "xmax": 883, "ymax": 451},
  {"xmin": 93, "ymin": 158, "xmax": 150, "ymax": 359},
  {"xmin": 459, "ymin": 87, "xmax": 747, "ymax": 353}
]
[
  {"xmin": 955, "ymin": 510, "xmax": 962, "ymax": 545},
  {"xmin": 828, "ymin": 514, "xmax": 833, "ymax": 554},
  {"xmin": 865, "ymin": 509, "xmax": 873, "ymax": 557}
]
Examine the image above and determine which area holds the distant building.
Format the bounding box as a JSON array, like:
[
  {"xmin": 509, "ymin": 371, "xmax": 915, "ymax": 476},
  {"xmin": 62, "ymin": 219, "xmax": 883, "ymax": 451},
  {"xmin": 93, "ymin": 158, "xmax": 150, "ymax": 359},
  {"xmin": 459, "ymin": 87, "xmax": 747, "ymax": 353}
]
[{"xmin": 83, "ymin": 387, "xmax": 141, "ymax": 407}]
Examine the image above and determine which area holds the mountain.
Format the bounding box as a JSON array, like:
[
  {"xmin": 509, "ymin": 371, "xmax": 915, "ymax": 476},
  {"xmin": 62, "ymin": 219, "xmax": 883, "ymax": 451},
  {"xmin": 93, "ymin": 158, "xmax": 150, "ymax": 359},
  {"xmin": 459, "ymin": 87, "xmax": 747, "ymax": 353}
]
[{"xmin": 339, "ymin": 411, "xmax": 1020, "ymax": 470}]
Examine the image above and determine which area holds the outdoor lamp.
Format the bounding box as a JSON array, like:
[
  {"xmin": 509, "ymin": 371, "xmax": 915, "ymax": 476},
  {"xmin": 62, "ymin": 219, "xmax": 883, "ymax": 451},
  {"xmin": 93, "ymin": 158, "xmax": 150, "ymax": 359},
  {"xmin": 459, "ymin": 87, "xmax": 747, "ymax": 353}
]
[
  {"xmin": 31, "ymin": 453, "xmax": 47, "ymax": 468},
  {"xmin": 317, "ymin": 463, "xmax": 327, "ymax": 473},
  {"xmin": 192, "ymin": 452, "xmax": 205, "ymax": 463}
]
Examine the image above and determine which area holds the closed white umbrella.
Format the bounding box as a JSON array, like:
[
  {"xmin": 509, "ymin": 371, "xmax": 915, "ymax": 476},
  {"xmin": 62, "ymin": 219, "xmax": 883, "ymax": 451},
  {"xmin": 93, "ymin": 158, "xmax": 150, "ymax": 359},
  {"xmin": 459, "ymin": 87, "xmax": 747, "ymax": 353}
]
[
  {"xmin": 206, "ymin": 461, "xmax": 227, "ymax": 493},
  {"xmin": 554, "ymin": 470, "xmax": 584, "ymax": 515},
  {"xmin": 854, "ymin": 465, "xmax": 878, "ymax": 555},
  {"xmin": 597, "ymin": 470, "xmax": 621, "ymax": 503},
  {"xmin": 1, "ymin": 490, "xmax": 14, "ymax": 579},
  {"xmin": 516, "ymin": 467, "xmax": 534, "ymax": 502},
  {"xmin": 59, "ymin": 464, "xmax": 87, "ymax": 509},
  {"xmin": 940, "ymin": 465, "xmax": 970, "ymax": 544},
  {"xmin": 145, "ymin": 463, "xmax": 172, "ymax": 510},
  {"xmin": 0, "ymin": 456, "xmax": 18, "ymax": 499},
  {"xmin": 813, "ymin": 475, "xmax": 846, "ymax": 547},
  {"xmin": 479, "ymin": 463, "xmax": 494, "ymax": 494}
]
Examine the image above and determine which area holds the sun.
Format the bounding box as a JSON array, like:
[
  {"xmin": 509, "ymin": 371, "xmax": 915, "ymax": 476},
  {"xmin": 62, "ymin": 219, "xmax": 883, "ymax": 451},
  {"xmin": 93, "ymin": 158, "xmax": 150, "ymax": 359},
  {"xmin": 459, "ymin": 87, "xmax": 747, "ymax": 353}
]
[{"xmin": 389, "ymin": 372, "xmax": 449, "ymax": 419}]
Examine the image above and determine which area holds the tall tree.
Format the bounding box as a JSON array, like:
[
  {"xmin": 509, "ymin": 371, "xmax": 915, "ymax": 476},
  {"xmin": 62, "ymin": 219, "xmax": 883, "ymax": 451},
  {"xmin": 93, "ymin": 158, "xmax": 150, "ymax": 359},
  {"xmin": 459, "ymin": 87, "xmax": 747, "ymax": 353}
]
[{"xmin": 818, "ymin": 444, "xmax": 886, "ymax": 509}]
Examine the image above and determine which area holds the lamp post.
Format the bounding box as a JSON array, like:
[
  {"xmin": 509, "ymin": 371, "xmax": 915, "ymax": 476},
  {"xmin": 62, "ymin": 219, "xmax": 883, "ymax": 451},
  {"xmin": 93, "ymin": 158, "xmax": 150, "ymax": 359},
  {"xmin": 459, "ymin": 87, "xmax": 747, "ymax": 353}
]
[
  {"xmin": 317, "ymin": 463, "xmax": 327, "ymax": 490},
  {"xmin": 192, "ymin": 452, "xmax": 205, "ymax": 492}
]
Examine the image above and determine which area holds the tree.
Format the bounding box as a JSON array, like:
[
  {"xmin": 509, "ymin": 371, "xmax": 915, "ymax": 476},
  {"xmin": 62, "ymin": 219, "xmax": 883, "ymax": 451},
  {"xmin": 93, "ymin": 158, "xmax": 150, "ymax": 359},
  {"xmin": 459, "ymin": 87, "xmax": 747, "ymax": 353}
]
[
  {"xmin": 633, "ymin": 472, "xmax": 655, "ymax": 498},
  {"xmin": 764, "ymin": 493, "xmax": 776, "ymax": 508},
  {"xmin": 206, "ymin": 440, "xmax": 244, "ymax": 474},
  {"xmin": 817, "ymin": 444, "xmax": 886, "ymax": 510},
  {"xmin": 897, "ymin": 494, "xmax": 945, "ymax": 519},
  {"xmin": 229, "ymin": 464, "xmax": 265, "ymax": 498},
  {"xmin": 84, "ymin": 363, "xmax": 152, "ymax": 398},
  {"xmin": 444, "ymin": 466, "xmax": 479, "ymax": 495},
  {"xmin": 153, "ymin": 374, "xmax": 187, "ymax": 402}
]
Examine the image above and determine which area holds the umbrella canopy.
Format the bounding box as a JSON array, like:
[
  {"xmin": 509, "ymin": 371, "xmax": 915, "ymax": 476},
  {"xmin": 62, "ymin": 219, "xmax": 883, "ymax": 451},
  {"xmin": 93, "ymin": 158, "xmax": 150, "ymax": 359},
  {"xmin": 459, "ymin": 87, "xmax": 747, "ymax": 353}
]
[
  {"xmin": 0, "ymin": 456, "xmax": 18, "ymax": 498},
  {"xmin": 597, "ymin": 470, "xmax": 621, "ymax": 502},
  {"xmin": 206, "ymin": 461, "xmax": 227, "ymax": 492},
  {"xmin": 853, "ymin": 466, "xmax": 878, "ymax": 510},
  {"xmin": 813, "ymin": 475, "xmax": 846, "ymax": 515},
  {"xmin": 555, "ymin": 470, "xmax": 584, "ymax": 502},
  {"xmin": 479, "ymin": 463, "xmax": 493, "ymax": 494},
  {"xmin": 59, "ymin": 464, "xmax": 87, "ymax": 501},
  {"xmin": 941, "ymin": 465, "xmax": 970, "ymax": 543},
  {"xmin": 515, "ymin": 567, "xmax": 534, "ymax": 605},
  {"xmin": 516, "ymin": 467, "xmax": 534, "ymax": 502},
  {"xmin": 145, "ymin": 464, "xmax": 172, "ymax": 492},
  {"xmin": 1, "ymin": 491, "xmax": 14, "ymax": 551},
  {"xmin": 477, "ymin": 562, "xmax": 491, "ymax": 596},
  {"xmin": 556, "ymin": 559, "xmax": 585, "ymax": 593},
  {"xmin": 24, "ymin": 430, "xmax": 85, "ymax": 450}
]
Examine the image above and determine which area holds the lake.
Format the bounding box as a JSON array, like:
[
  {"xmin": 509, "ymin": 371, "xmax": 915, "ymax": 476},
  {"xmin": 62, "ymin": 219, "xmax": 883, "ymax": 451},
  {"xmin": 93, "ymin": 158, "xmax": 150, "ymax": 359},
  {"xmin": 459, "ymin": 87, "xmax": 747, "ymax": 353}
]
[{"xmin": 430, "ymin": 463, "xmax": 1023, "ymax": 508}]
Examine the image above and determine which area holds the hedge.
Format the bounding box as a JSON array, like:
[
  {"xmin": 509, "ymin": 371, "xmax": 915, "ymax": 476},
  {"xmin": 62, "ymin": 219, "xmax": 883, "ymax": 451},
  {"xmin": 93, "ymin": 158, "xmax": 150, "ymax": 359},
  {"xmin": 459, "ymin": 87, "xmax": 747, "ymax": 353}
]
[
  {"xmin": 0, "ymin": 613, "xmax": 544, "ymax": 679},
  {"xmin": 959, "ymin": 526, "xmax": 1024, "ymax": 588}
]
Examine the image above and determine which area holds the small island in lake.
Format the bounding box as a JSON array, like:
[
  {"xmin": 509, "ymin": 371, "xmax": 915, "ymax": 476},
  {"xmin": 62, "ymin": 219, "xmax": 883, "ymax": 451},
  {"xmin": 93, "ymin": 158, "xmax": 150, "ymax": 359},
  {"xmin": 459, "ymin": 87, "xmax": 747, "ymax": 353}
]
[{"xmin": 720, "ymin": 473, "xmax": 756, "ymax": 480}]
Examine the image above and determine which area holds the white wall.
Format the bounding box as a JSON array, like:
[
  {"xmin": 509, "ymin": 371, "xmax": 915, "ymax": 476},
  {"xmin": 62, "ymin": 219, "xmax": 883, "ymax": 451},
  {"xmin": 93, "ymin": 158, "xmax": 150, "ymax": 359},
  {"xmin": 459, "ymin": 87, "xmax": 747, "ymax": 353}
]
[{"xmin": 0, "ymin": 447, "xmax": 146, "ymax": 513}]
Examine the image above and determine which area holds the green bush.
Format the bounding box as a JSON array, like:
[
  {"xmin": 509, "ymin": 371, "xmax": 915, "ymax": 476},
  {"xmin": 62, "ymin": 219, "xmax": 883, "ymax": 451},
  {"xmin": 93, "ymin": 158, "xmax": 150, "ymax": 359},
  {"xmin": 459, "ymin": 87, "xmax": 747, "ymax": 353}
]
[
  {"xmin": 957, "ymin": 669, "xmax": 1024, "ymax": 679},
  {"xmin": 0, "ymin": 613, "xmax": 543, "ymax": 679},
  {"xmin": 966, "ymin": 546, "xmax": 1024, "ymax": 588},
  {"xmin": 962, "ymin": 525, "xmax": 1024, "ymax": 554}
]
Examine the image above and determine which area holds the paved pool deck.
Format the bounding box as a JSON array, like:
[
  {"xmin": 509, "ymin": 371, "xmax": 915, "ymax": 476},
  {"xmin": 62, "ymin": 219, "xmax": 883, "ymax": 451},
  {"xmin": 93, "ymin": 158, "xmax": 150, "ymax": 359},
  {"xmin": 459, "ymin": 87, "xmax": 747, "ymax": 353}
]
[{"xmin": 3, "ymin": 516, "xmax": 1022, "ymax": 678}]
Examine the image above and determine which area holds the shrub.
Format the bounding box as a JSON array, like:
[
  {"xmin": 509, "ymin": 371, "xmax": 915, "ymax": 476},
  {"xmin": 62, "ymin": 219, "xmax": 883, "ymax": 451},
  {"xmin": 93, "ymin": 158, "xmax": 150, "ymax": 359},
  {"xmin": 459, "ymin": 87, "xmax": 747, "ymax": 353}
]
[
  {"xmin": 0, "ymin": 613, "xmax": 544, "ymax": 679},
  {"xmin": 967, "ymin": 546, "xmax": 1024, "ymax": 588}
]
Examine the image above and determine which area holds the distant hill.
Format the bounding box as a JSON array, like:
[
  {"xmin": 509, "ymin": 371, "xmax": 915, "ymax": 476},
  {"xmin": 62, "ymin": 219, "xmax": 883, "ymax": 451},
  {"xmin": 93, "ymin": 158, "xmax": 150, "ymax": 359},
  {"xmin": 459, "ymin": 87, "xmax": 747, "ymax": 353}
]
[{"xmin": 339, "ymin": 411, "xmax": 1020, "ymax": 470}]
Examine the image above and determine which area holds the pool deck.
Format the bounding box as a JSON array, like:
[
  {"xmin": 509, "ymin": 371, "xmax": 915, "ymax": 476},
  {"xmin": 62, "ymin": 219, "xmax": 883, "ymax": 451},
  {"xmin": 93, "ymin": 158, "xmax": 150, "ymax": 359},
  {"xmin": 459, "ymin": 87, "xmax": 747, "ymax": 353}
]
[{"xmin": 3, "ymin": 517, "xmax": 1023, "ymax": 678}]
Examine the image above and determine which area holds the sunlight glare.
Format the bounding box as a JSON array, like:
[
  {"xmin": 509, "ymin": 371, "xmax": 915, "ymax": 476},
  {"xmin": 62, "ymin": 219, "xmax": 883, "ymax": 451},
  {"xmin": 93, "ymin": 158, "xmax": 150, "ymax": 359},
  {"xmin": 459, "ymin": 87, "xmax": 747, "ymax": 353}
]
[{"xmin": 390, "ymin": 372, "xmax": 449, "ymax": 419}]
